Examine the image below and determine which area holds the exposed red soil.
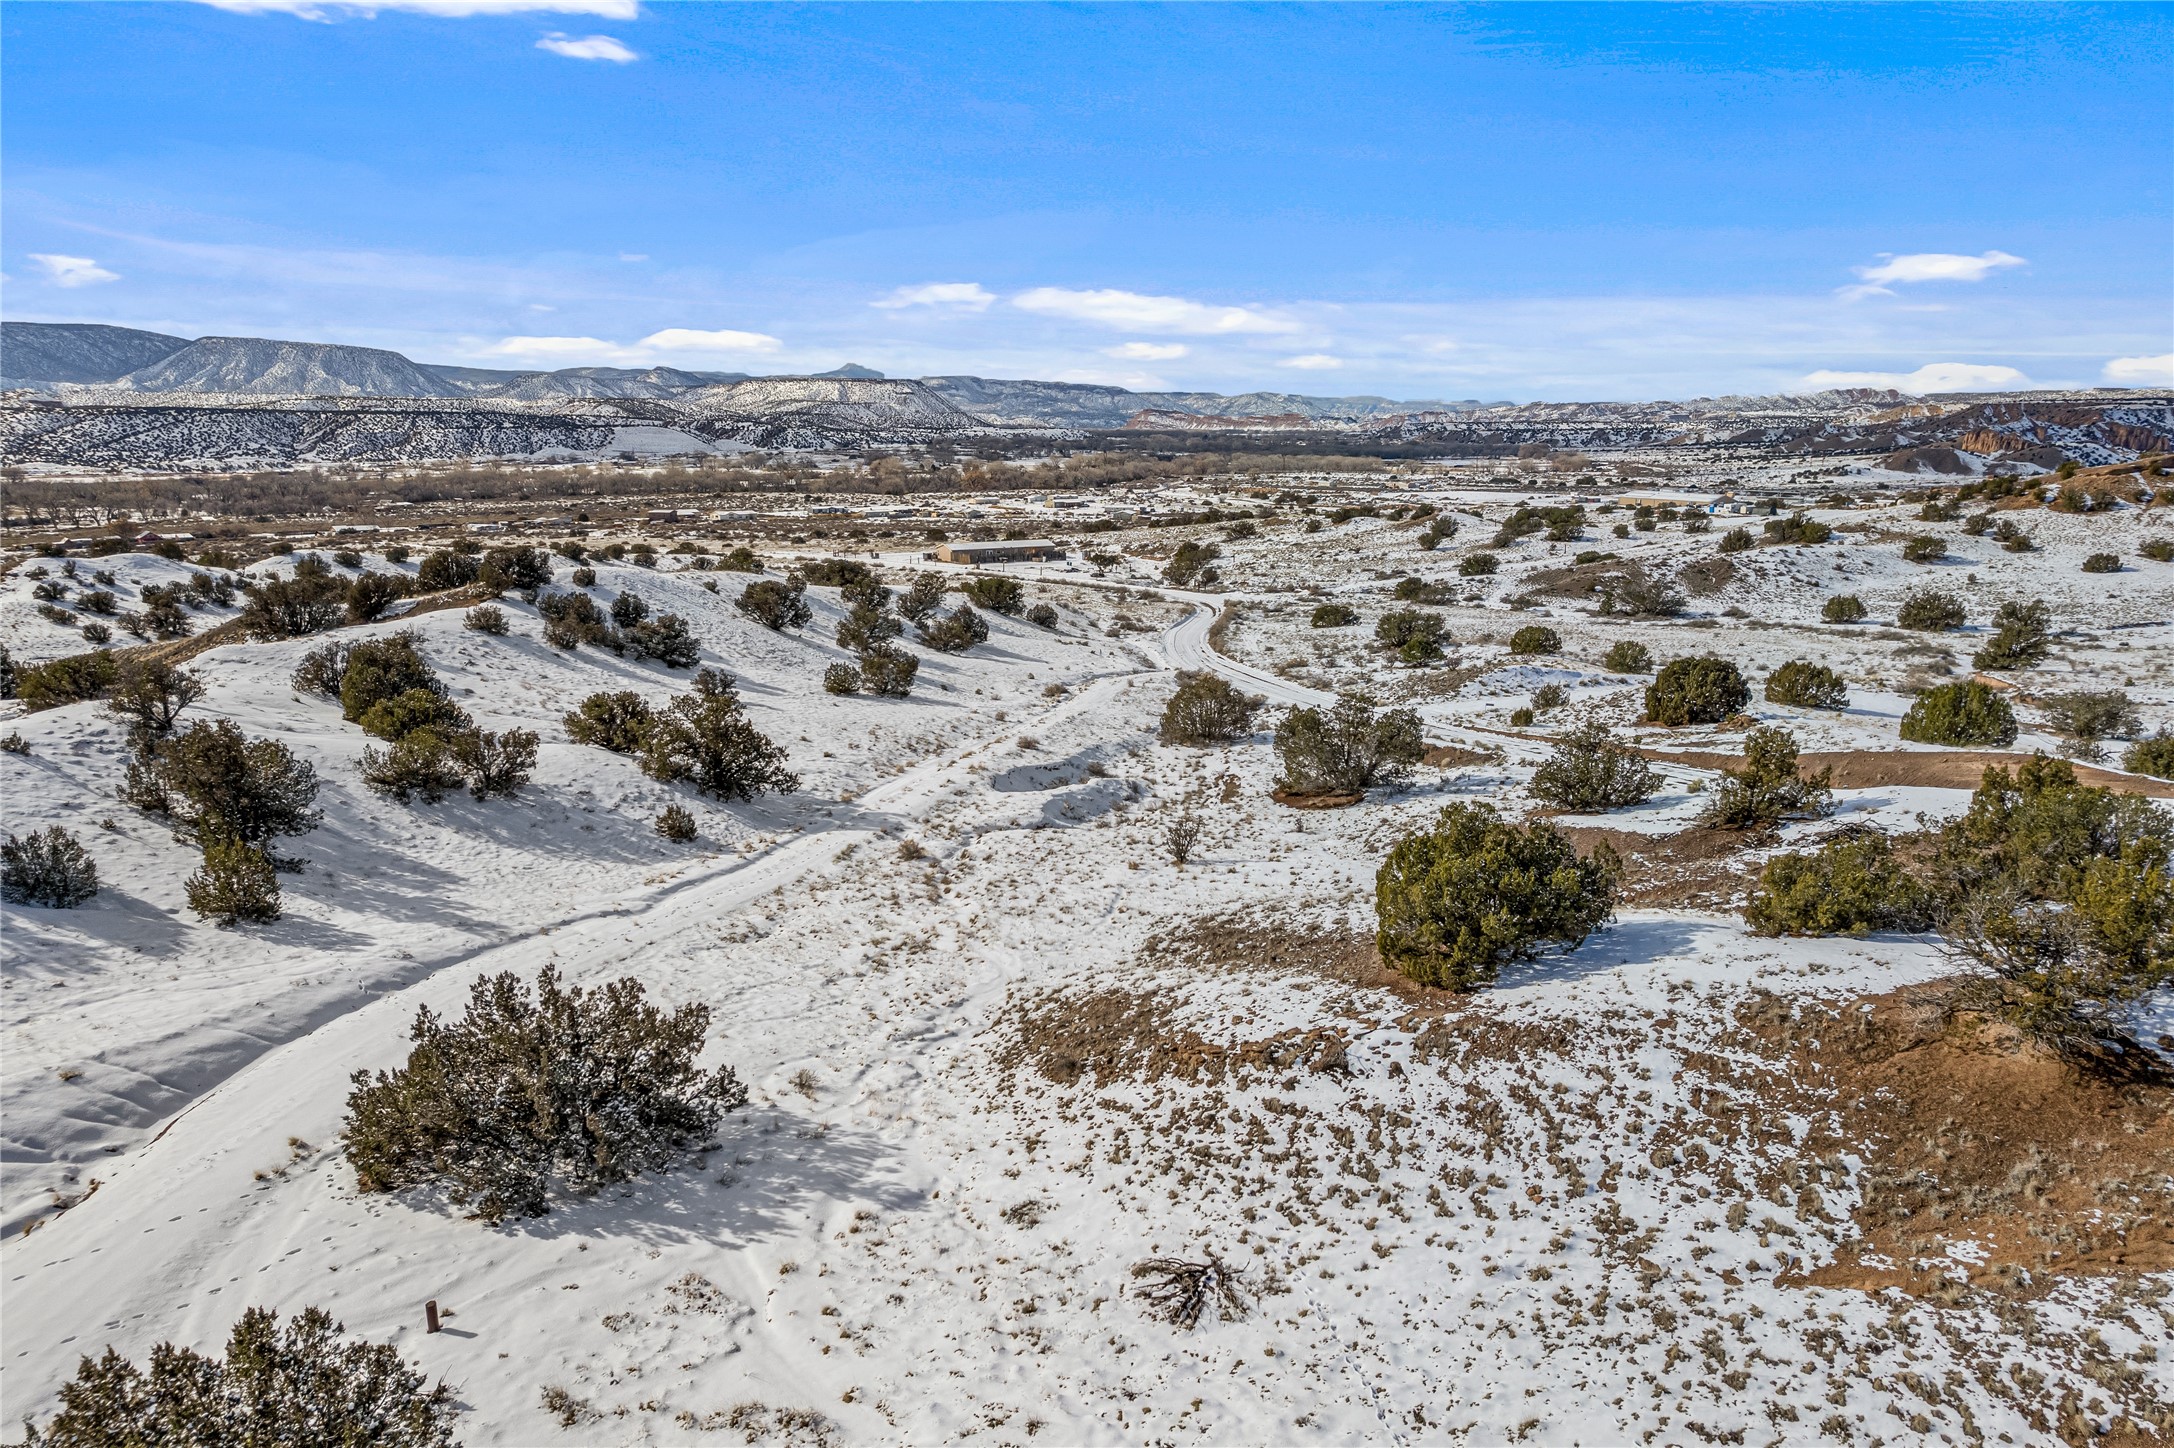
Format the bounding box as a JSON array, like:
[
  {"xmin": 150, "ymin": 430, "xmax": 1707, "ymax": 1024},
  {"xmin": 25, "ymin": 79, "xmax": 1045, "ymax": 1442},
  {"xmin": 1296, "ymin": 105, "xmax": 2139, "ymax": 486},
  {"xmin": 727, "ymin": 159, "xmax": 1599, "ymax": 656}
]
[
  {"xmin": 1269, "ymin": 787, "xmax": 1364, "ymax": 810},
  {"xmin": 1552, "ymin": 823, "xmax": 1762, "ymax": 909},
  {"xmin": 1632, "ymin": 745, "xmax": 2174, "ymax": 798},
  {"xmin": 1745, "ymin": 983, "xmax": 2174, "ymax": 1302}
]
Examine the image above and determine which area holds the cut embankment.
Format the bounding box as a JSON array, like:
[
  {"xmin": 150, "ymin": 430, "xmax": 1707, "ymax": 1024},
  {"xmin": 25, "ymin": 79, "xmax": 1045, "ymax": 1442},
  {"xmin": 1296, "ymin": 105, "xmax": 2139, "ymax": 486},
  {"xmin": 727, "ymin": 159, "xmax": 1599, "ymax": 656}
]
[
  {"xmin": 1632, "ymin": 746, "xmax": 2174, "ymax": 798},
  {"xmin": 1752, "ymin": 983, "xmax": 2174, "ymax": 1300}
]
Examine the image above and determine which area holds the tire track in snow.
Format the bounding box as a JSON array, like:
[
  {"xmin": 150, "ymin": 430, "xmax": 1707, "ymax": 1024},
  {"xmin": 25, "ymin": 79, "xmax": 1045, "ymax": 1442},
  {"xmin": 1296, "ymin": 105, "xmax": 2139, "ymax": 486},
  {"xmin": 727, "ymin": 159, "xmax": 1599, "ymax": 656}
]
[{"xmin": 0, "ymin": 671, "xmax": 1155, "ymax": 1421}]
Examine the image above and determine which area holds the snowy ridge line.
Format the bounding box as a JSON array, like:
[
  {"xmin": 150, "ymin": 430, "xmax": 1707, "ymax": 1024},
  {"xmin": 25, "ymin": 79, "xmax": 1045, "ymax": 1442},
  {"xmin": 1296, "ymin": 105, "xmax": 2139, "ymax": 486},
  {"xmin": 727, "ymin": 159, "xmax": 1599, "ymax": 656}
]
[
  {"xmin": 2, "ymin": 667, "xmax": 1150, "ymax": 1243},
  {"xmin": 0, "ymin": 670, "xmax": 1149, "ymax": 1424}
]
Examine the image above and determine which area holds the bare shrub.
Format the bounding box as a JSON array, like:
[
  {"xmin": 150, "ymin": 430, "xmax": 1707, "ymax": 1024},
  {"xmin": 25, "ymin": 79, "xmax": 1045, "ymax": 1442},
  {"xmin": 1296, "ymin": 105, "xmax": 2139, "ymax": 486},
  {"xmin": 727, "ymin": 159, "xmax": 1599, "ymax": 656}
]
[
  {"xmin": 451, "ymin": 728, "xmax": 538, "ymax": 800},
  {"xmin": 1130, "ymin": 1254, "xmax": 1248, "ymax": 1330},
  {"xmin": 107, "ymin": 659, "xmax": 205, "ymax": 747}
]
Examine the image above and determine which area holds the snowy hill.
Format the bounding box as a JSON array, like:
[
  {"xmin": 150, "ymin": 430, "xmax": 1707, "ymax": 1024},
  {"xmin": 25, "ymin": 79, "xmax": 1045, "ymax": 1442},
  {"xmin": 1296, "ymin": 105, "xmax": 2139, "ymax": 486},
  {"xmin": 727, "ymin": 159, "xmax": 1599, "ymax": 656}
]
[
  {"xmin": 919, "ymin": 375, "xmax": 1463, "ymax": 428},
  {"xmin": 1374, "ymin": 389, "xmax": 2174, "ymax": 464},
  {"xmin": 423, "ymin": 364, "xmax": 755, "ymax": 400},
  {"xmin": 0, "ymin": 398, "xmax": 628, "ymax": 469},
  {"xmin": 465, "ymin": 365, "xmax": 749, "ymax": 402},
  {"xmin": 678, "ymin": 375, "xmax": 985, "ymax": 445},
  {"xmin": 0, "ymin": 322, "xmax": 192, "ymax": 386},
  {"xmin": 4, "ymin": 493, "xmax": 2172, "ymax": 1443},
  {"xmin": 114, "ymin": 336, "xmax": 465, "ymax": 398},
  {"xmin": 5, "ymin": 320, "xmax": 2169, "ymax": 468}
]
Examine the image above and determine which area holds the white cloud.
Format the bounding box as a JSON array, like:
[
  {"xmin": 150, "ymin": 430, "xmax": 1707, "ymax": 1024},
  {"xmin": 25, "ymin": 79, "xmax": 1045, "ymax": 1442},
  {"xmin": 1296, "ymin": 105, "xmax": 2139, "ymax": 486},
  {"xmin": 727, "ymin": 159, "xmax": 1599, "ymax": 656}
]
[
  {"xmin": 634, "ymin": 326, "xmax": 782, "ymax": 352},
  {"xmin": 2103, "ymin": 353, "xmax": 2174, "ymax": 386},
  {"xmin": 1840, "ymin": 250, "xmax": 2025, "ymax": 300},
  {"xmin": 1799, "ymin": 362, "xmax": 2030, "ymax": 394},
  {"xmin": 1106, "ymin": 341, "xmax": 1188, "ymax": 361},
  {"xmin": 638, "ymin": 327, "xmax": 781, "ymax": 354},
  {"xmin": 27, "ymin": 254, "xmax": 120, "ymax": 288},
  {"xmin": 1011, "ymin": 287, "xmax": 1298, "ymax": 335},
  {"xmin": 196, "ymin": 0, "xmax": 637, "ymax": 17},
  {"xmin": 617, "ymin": 252, "xmax": 649, "ymax": 262},
  {"xmin": 1054, "ymin": 367, "xmax": 1170, "ymax": 390},
  {"xmin": 872, "ymin": 282, "xmax": 996, "ymax": 312},
  {"xmin": 538, "ymin": 32, "xmax": 635, "ymax": 61},
  {"xmin": 1279, "ymin": 353, "xmax": 1343, "ymax": 370},
  {"xmin": 483, "ymin": 330, "xmax": 778, "ymax": 365},
  {"xmin": 484, "ymin": 335, "xmax": 628, "ymax": 361}
]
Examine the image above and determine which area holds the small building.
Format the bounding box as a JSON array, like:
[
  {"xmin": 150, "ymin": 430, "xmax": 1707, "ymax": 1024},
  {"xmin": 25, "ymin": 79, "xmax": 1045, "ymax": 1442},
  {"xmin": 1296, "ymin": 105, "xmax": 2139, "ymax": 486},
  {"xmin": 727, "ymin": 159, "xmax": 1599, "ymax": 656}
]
[
  {"xmin": 928, "ymin": 539, "xmax": 1066, "ymax": 565},
  {"xmin": 1616, "ymin": 491, "xmax": 1726, "ymax": 512}
]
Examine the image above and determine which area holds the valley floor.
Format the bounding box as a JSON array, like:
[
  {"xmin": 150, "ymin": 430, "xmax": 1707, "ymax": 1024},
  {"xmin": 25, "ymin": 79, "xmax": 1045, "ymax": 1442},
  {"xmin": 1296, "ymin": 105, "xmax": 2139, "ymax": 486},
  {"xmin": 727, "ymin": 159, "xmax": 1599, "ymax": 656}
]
[{"xmin": 4, "ymin": 493, "xmax": 2171, "ymax": 1445}]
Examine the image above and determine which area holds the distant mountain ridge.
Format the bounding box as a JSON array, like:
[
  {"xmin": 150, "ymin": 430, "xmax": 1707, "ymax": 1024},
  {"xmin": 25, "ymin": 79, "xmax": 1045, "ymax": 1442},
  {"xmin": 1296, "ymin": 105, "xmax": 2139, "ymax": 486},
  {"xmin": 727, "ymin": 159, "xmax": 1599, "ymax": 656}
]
[
  {"xmin": 125, "ymin": 336, "xmax": 463, "ymax": 398},
  {"xmin": 917, "ymin": 375, "xmax": 1468, "ymax": 428},
  {"xmin": 428, "ymin": 364, "xmax": 754, "ymax": 401},
  {"xmin": 1, "ymin": 322, "xmax": 192, "ymax": 386},
  {"xmin": 5, "ymin": 321, "xmax": 2166, "ymax": 471},
  {"xmin": 0, "ymin": 321, "xmax": 1458, "ymax": 423}
]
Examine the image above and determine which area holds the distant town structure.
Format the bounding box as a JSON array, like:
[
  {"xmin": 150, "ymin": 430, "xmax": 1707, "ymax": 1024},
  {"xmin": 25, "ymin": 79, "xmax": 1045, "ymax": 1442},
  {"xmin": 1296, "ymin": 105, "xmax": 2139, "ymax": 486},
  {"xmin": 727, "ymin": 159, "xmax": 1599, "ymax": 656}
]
[
  {"xmin": 927, "ymin": 539, "xmax": 1066, "ymax": 565},
  {"xmin": 1616, "ymin": 491, "xmax": 1728, "ymax": 512}
]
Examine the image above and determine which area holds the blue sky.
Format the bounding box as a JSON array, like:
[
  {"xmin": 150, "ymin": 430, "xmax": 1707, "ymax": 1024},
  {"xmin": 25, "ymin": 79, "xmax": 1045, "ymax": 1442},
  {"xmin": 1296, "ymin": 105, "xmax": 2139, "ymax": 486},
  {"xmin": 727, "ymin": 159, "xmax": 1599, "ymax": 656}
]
[{"xmin": 4, "ymin": 1, "xmax": 2169, "ymax": 400}]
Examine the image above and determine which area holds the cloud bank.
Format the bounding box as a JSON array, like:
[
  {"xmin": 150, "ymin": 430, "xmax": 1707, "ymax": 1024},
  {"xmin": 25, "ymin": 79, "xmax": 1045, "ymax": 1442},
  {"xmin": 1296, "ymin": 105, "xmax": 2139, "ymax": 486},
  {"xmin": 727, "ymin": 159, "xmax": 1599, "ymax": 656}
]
[
  {"xmin": 1841, "ymin": 249, "xmax": 2026, "ymax": 301},
  {"xmin": 1105, "ymin": 342, "xmax": 1188, "ymax": 361},
  {"xmin": 27, "ymin": 254, "xmax": 120, "ymax": 288},
  {"xmin": 872, "ymin": 282, "xmax": 995, "ymax": 312},
  {"xmin": 197, "ymin": 0, "xmax": 638, "ymax": 17},
  {"xmin": 2103, "ymin": 353, "xmax": 2173, "ymax": 386},
  {"xmin": 483, "ymin": 328, "xmax": 780, "ymax": 365},
  {"xmin": 1799, "ymin": 361, "xmax": 2029, "ymax": 394},
  {"xmin": 536, "ymin": 32, "xmax": 634, "ymax": 61},
  {"xmin": 1012, "ymin": 287, "xmax": 1298, "ymax": 335}
]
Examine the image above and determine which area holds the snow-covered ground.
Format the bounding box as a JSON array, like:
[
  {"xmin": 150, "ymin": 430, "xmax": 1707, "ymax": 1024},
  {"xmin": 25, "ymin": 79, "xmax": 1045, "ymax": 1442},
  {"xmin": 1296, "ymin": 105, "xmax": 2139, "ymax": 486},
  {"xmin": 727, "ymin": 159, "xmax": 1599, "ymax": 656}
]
[{"xmin": 4, "ymin": 492, "xmax": 2170, "ymax": 1444}]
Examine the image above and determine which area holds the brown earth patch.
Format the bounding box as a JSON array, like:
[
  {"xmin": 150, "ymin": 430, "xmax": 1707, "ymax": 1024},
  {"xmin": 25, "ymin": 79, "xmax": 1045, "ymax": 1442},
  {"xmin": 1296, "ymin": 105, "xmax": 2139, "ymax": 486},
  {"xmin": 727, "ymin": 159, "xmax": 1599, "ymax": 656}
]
[
  {"xmin": 1630, "ymin": 745, "xmax": 2174, "ymax": 799},
  {"xmin": 88, "ymin": 582, "xmax": 497, "ymax": 672},
  {"xmin": 1677, "ymin": 555, "xmax": 1737, "ymax": 596},
  {"xmin": 1522, "ymin": 558, "xmax": 1659, "ymax": 602},
  {"xmin": 1139, "ymin": 912, "xmax": 1423, "ymax": 997},
  {"xmin": 1270, "ymin": 787, "xmax": 1363, "ymax": 809},
  {"xmin": 1552, "ymin": 824, "xmax": 1760, "ymax": 909},
  {"xmin": 1421, "ymin": 744, "xmax": 1496, "ymax": 769},
  {"xmin": 990, "ymin": 985, "xmax": 1356, "ymax": 1087},
  {"xmin": 1746, "ymin": 982, "xmax": 2174, "ymax": 1302},
  {"xmin": 995, "ymin": 912, "xmax": 1491, "ymax": 1087}
]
